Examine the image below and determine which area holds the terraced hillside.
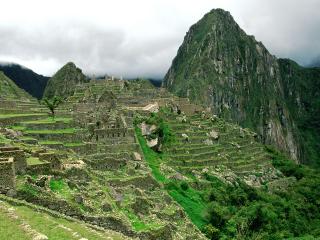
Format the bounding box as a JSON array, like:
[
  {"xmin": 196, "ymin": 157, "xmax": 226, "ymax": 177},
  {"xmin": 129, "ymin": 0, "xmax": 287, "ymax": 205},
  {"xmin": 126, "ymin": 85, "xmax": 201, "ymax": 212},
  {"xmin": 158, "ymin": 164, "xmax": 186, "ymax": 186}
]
[
  {"xmin": 0, "ymin": 77, "xmax": 206, "ymax": 239},
  {"xmin": 134, "ymin": 108, "xmax": 284, "ymax": 231},
  {"xmin": 3, "ymin": 76, "xmax": 313, "ymax": 239}
]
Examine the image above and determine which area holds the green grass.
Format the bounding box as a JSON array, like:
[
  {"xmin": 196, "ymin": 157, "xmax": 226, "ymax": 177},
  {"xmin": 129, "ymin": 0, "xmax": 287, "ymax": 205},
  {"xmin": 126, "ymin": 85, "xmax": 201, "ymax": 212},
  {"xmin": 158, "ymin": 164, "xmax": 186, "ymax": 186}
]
[
  {"xmin": 123, "ymin": 209, "xmax": 162, "ymax": 231},
  {"xmin": 49, "ymin": 179, "xmax": 73, "ymax": 201},
  {"xmin": 0, "ymin": 200, "xmax": 123, "ymax": 240},
  {"xmin": 0, "ymin": 134, "xmax": 10, "ymax": 144},
  {"xmin": 0, "ymin": 207, "xmax": 31, "ymax": 240},
  {"xmin": 25, "ymin": 128, "xmax": 78, "ymax": 134},
  {"xmin": 135, "ymin": 127, "xmax": 166, "ymax": 182},
  {"xmin": 10, "ymin": 125, "xmax": 26, "ymax": 131},
  {"xmin": 64, "ymin": 142, "xmax": 85, "ymax": 147},
  {"xmin": 22, "ymin": 117, "xmax": 73, "ymax": 124},
  {"xmin": 19, "ymin": 136, "xmax": 37, "ymax": 141},
  {"xmin": 0, "ymin": 113, "xmax": 46, "ymax": 119},
  {"xmin": 39, "ymin": 140, "xmax": 63, "ymax": 145},
  {"xmin": 26, "ymin": 157, "xmax": 45, "ymax": 165},
  {"xmin": 135, "ymin": 126, "xmax": 208, "ymax": 230}
]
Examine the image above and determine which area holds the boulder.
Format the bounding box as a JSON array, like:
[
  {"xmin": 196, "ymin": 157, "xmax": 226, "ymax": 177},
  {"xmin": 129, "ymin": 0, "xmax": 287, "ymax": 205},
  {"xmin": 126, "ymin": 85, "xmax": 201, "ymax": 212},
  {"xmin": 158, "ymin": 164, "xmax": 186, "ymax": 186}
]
[
  {"xmin": 101, "ymin": 202, "xmax": 112, "ymax": 212},
  {"xmin": 147, "ymin": 138, "xmax": 158, "ymax": 148},
  {"xmin": 203, "ymin": 139, "xmax": 213, "ymax": 145},
  {"xmin": 132, "ymin": 152, "xmax": 142, "ymax": 161},
  {"xmin": 208, "ymin": 130, "xmax": 219, "ymax": 140},
  {"xmin": 141, "ymin": 122, "xmax": 157, "ymax": 136},
  {"xmin": 181, "ymin": 133, "xmax": 189, "ymax": 142},
  {"xmin": 74, "ymin": 194, "xmax": 84, "ymax": 204}
]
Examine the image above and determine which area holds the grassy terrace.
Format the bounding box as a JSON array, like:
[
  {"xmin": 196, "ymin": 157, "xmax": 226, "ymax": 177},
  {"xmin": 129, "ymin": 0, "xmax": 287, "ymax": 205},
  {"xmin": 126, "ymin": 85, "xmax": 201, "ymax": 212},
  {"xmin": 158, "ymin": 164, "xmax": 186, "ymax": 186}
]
[
  {"xmin": 39, "ymin": 141, "xmax": 63, "ymax": 145},
  {"xmin": 22, "ymin": 117, "xmax": 73, "ymax": 124},
  {"xmin": 0, "ymin": 113, "xmax": 46, "ymax": 119},
  {"xmin": 25, "ymin": 128, "xmax": 79, "ymax": 134},
  {"xmin": 27, "ymin": 157, "xmax": 46, "ymax": 165},
  {"xmin": 0, "ymin": 134, "xmax": 11, "ymax": 144}
]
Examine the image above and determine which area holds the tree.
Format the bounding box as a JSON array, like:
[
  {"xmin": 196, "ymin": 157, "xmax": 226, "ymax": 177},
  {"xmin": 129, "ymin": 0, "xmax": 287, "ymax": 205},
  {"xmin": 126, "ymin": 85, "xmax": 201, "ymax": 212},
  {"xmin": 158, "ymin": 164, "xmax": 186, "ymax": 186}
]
[{"xmin": 42, "ymin": 96, "xmax": 62, "ymax": 119}]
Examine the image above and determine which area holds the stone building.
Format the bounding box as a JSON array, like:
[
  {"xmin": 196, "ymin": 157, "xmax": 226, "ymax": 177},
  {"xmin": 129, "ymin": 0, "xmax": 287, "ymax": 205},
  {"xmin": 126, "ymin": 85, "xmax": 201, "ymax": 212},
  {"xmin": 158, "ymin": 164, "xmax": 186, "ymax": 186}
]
[
  {"xmin": 0, "ymin": 157, "xmax": 16, "ymax": 193},
  {"xmin": 0, "ymin": 146, "xmax": 27, "ymax": 174}
]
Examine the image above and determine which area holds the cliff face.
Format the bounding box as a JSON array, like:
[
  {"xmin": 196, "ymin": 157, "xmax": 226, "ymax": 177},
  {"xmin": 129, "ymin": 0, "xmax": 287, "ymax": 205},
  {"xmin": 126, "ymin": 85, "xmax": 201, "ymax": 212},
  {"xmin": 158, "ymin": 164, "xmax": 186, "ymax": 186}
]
[
  {"xmin": 43, "ymin": 62, "xmax": 88, "ymax": 99},
  {"xmin": 163, "ymin": 9, "xmax": 320, "ymax": 164}
]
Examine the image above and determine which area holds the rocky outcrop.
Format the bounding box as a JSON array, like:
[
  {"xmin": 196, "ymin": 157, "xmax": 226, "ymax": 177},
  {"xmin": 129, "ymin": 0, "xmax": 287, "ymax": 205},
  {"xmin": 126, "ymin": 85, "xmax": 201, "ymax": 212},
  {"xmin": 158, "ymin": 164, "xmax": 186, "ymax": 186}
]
[
  {"xmin": 43, "ymin": 62, "xmax": 88, "ymax": 99},
  {"xmin": 163, "ymin": 8, "xmax": 320, "ymax": 164}
]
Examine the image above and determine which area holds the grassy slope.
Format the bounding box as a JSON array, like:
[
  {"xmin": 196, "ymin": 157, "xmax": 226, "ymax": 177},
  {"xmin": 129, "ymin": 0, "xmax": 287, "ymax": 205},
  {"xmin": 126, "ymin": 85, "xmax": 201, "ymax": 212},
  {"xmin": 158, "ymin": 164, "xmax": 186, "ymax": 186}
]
[
  {"xmin": 0, "ymin": 199, "xmax": 126, "ymax": 240},
  {"xmin": 136, "ymin": 127, "xmax": 208, "ymax": 229}
]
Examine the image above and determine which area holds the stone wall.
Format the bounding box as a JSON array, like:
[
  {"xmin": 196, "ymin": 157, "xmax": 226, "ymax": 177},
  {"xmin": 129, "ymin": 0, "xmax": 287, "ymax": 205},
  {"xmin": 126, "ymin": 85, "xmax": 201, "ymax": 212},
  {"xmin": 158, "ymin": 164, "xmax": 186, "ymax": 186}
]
[
  {"xmin": 0, "ymin": 157, "xmax": 15, "ymax": 193},
  {"xmin": 0, "ymin": 147, "xmax": 27, "ymax": 174},
  {"xmin": 27, "ymin": 162, "xmax": 51, "ymax": 175},
  {"xmin": 38, "ymin": 153, "xmax": 62, "ymax": 171}
]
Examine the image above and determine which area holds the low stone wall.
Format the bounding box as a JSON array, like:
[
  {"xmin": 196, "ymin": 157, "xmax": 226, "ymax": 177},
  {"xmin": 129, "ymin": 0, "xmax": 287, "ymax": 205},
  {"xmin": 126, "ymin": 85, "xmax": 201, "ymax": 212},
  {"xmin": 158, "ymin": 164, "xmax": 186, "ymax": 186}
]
[
  {"xmin": 27, "ymin": 131, "xmax": 87, "ymax": 143},
  {"xmin": 22, "ymin": 121, "xmax": 74, "ymax": 130},
  {"xmin": 0, "ymin": 115, "xmax": 46, "ymax": 127},
  {"xmin": 27, "ymin": 162, "xmax": 51, "ymax": 175},
  {"xmin": 65, "ymin": 143, "xmax": 97, "ymax": 155},
  {"xmin": 38, "ymin": 153, "xmax": 62, "ymax": 171},
  {"xmin": 87, "ymin": 157, "xmax": 127, "ymax": 170},
  {"xmin": 108, "ymin": 174, "xmax": 160, "ymax": 191},
  {"xmin": 0, "ymin": 157, "xmax": 15, "ymax": 193}
]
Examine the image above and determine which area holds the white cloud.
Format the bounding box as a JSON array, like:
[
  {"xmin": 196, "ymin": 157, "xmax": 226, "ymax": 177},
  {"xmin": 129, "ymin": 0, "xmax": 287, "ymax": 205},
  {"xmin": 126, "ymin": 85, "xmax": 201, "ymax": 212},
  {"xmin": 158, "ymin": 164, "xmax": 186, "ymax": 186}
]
[{"xmin": 0, "ymin": 0, "xmax": 319, "ymax": 77}]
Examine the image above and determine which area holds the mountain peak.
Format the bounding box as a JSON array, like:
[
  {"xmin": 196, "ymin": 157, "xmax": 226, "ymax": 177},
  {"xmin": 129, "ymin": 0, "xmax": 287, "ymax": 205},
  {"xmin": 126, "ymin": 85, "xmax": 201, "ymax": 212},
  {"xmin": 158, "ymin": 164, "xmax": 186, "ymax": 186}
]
[
  {"xmin": 163, "ymin": 9, "xmax": 320, "ymax": 163},
  {"xmin": 43, "ymin": 62, "xmax": 88, "ymax": 99}
]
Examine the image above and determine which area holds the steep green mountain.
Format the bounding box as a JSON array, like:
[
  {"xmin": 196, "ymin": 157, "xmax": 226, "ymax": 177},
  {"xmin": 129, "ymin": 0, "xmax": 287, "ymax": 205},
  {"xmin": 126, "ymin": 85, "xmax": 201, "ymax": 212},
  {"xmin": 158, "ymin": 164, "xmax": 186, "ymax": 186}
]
[
  {"xmin": 0, "ymin": 63, "xmax": 49, "ymax": 99},
  {"xmin": 0, "ymin": 71, "xmax": 33, "ymax": 100},
  {"xmin": 163, "ymin": 9, "xmax": 320, "ymax": 165},
  {"xmin": 43, "ymin": 62, "xmax": 88, "ymax": 99}
]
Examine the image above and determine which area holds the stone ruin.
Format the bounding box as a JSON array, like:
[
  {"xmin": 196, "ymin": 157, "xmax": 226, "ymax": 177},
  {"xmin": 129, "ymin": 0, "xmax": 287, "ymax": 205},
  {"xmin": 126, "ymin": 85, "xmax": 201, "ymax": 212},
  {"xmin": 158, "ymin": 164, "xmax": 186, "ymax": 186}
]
[
  {"xmin": 0, "ymin": 146, "xmax": 27, "ymax": 174},
  {"xmin": 0, "ymin": 157, "xmax": 15, "ymax": 193}
]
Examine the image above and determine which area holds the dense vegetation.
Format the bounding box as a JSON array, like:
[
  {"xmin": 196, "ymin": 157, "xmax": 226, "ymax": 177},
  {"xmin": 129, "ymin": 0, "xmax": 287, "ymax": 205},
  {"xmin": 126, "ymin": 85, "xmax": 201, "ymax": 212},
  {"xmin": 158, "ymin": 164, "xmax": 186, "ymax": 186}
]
[
  {"xmin": 203, "ymin": 148, "xmax": 320, "ymax": 239},
  {"xmin": 136, "ymin": 111, "xmax": 320, "ymax": 239},
  {"xmin": 0, "ymin": 63, "xmax": 49, "ymax": 99}
]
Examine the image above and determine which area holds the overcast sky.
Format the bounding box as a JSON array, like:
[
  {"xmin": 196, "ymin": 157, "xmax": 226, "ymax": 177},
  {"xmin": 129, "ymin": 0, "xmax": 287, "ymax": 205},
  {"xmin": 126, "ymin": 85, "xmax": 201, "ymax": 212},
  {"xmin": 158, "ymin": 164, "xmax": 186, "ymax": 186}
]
[{"xmin": 0, "ymin": 0, "xmax": 319, "ymax": 78}]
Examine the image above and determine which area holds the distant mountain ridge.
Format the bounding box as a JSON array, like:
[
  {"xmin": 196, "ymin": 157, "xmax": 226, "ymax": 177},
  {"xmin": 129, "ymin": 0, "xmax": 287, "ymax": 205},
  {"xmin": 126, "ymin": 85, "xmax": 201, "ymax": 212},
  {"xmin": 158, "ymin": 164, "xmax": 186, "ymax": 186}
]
[
  {"xmin": 0, "ymin": 63, "xmax": 49, "ymax": 99},
  {"xmin": 163, "ymin": 9, "xmax": 320, "ymax": 165}
]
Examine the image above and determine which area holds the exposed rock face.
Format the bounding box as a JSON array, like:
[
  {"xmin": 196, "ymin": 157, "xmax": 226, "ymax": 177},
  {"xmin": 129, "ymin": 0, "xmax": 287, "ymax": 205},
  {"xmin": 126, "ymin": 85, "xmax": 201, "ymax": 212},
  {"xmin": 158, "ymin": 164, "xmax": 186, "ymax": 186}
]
[
  {"xmin": 43, "ymin": 62, "xmax": 88, "ymax": 99},
  {"xmin": 163, "ymin": 8, "xmax": 320, "ymax": 164}
]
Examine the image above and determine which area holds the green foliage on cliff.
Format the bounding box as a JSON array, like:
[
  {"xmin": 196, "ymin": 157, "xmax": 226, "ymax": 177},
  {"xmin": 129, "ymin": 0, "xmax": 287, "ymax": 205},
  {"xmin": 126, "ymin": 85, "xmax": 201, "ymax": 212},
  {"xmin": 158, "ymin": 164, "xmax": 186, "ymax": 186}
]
[{"xmin": 43, "ymin": 62, "xmax": 88, "ymax": 99}]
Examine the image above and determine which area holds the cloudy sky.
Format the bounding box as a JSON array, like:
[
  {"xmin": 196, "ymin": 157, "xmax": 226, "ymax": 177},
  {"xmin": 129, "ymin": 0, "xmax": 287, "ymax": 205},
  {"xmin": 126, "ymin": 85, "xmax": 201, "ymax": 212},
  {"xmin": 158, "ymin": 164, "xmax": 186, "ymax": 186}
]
[{"xmin": 0, "ymin": 0, "xmax": 319, "ymax": 78}]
